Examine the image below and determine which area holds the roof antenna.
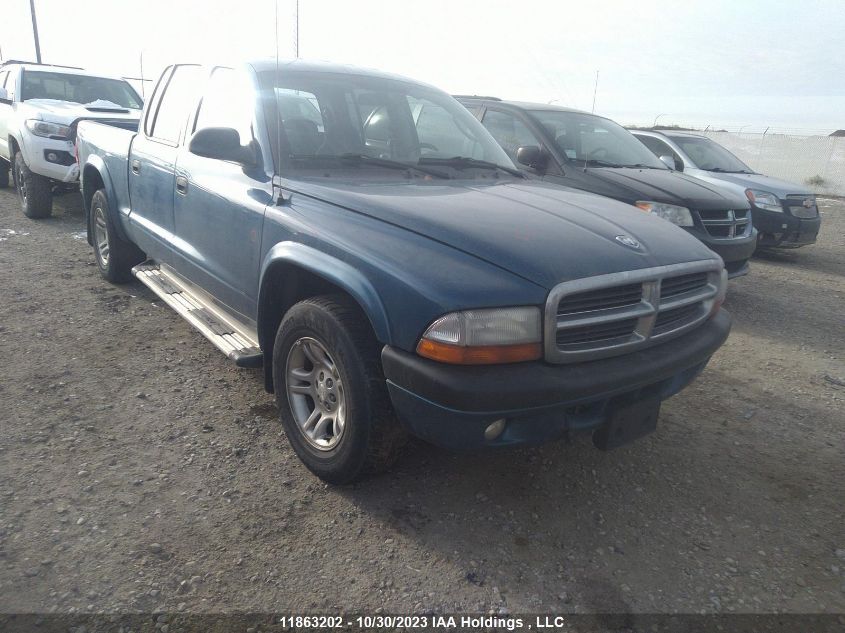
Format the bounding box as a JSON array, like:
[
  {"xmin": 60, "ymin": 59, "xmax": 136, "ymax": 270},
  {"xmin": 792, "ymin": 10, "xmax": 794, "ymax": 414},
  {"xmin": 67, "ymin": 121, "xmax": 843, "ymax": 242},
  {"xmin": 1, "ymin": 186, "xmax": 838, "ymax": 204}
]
[{"xmin": 274, "ymin": 0, "xmax": 285, "ymax": 204}]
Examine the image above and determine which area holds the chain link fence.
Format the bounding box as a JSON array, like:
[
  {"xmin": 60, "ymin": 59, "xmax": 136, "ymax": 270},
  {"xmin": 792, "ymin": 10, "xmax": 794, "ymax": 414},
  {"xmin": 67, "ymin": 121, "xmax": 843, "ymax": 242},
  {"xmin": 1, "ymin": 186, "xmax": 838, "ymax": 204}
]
[{"xmin": 700, "ymin": 131, "xmax": 845, "ymax": 196}]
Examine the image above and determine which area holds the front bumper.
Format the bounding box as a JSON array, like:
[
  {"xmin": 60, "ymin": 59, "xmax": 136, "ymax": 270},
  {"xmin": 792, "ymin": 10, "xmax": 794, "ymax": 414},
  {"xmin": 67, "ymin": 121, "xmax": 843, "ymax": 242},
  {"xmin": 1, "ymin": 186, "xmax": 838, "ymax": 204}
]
[
  {"xmin": 19, "ymin": 134, "xmax": 79, "ymax": 182},
  {"xmin": 684, "ymin": 227, "xmax": 757, "ymax": 278},
  {"xmin": 753, "ymin": 207, "xmax": 821, "ymax": 248},
  {"xmin": 382, "ymin": 310, "xmax": 731, "ymax": 451}
]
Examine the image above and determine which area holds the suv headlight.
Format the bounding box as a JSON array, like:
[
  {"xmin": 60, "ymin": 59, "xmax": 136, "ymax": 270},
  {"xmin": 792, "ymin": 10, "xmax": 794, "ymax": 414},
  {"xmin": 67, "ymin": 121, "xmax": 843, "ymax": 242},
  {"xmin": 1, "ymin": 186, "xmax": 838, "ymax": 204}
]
[
  {"xmin": 25, "ymin": 119, "xmax": 71, "ymax": 139},
  {"xmin": 417, "ymin": 307, "xmax": 542, "ymax": 364},
  {"xmin": 634, "ymin": 201, "xmax": 694, "ymax": 227},
  {"xmin": 745, "ymin": 189, "xmax": 781, "ymax": 212}
]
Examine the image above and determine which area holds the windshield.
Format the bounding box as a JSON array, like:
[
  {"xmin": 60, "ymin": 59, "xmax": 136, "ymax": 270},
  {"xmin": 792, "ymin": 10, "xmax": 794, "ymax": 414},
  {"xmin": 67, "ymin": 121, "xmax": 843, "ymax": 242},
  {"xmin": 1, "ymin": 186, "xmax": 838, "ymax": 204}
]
[
  {"xmin": 668, "ymin": 135, "xmax": 752, "ymax": 172},
  {"xmin": 258, "ymin": 70, "xmax": 515, "ymax": 179},
  {"xmin": 20, "ymin": 71, "xmax": 142, "ymax": 109},
  {"xmin": 529, "ymin": 110, "xmax": 666, "ymax": 169}
]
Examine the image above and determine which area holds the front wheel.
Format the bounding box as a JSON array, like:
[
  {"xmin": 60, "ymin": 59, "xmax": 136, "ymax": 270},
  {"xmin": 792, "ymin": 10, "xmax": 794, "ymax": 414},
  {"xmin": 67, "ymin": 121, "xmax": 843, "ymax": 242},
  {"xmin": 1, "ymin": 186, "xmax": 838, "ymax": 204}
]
[
  {"xmin": 14, "ymin": 152, "xmax": 52, "ymax": 218},
  {"xmin": 90, "ymin": 189, "xmax": 145, "ymax": 283},
  {"xmin": 273, "ymin": 295, "xmax": 407, "ymax": 484}
]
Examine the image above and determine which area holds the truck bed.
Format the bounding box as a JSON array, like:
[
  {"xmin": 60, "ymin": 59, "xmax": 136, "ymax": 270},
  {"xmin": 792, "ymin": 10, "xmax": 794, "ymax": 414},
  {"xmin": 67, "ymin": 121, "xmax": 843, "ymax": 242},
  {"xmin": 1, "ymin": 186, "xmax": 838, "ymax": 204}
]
[{"xmin": 76, "ymin": 119, "xmax": 138, "ymax": 219}]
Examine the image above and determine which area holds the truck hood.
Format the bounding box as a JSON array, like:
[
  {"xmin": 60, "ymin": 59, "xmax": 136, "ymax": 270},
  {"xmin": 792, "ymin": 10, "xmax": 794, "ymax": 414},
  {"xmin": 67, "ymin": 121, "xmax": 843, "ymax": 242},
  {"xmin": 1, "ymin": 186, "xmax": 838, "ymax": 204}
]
[
  {"xmin": 289, "ymin": 178, "xmax": 721, "ymax": 289},
  {"xmin": 583, "ymin": 167, "xmax": 751, "ymax": 211},
  {"xmin": 21, "ymin": 99, "xmax": 141, "ymax": 125},
  {"xmin": 703, "ymin": 171, "xmax": 813, "ymax": 198}
]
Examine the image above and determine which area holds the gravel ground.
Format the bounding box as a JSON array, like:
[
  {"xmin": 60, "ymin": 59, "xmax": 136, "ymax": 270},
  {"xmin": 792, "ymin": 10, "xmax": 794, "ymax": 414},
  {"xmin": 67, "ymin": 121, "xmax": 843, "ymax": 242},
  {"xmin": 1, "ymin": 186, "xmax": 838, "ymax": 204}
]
[{"xmin": 0, "ymin": 187, "xmax": 843, "ymax": 618}]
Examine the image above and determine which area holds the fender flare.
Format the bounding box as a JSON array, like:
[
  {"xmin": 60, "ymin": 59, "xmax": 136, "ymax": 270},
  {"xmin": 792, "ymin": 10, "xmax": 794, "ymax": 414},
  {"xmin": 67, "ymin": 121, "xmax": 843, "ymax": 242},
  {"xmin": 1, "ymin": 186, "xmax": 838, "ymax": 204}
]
[
  {"xmin": 81, "ymin": 156, "xmax": 131, "ymax": 244},
  {"xmin": 258, "ymin": 241, "xmax": 392, "ymax": 348}
]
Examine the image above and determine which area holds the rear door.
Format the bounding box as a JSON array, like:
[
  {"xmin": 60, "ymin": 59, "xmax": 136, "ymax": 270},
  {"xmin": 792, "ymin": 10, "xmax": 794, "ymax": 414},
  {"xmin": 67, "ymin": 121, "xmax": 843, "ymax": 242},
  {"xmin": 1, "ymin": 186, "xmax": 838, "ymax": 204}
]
[
  {"xmin": 127, "ymin": 64, "xmax": 201, "ymax": 261},
  {"xmin": 171, "ymin": 66, "xmax": 271, "ymax": 318}
]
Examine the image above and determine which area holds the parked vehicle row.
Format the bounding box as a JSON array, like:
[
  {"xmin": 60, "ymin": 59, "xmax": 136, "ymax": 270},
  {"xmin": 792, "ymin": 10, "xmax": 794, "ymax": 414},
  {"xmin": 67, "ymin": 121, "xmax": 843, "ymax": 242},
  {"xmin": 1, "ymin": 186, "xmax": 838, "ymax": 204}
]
[
  {"xmin": 0, "ymin": 60, "xmax": 142, "ymax": 217},
  {"xmin": 3, "ymin": 56, "xmax": 821, "ymax": 483},
  {"xmin": 456, "ymin": 97, "xmax": 758, "ymax": 277}
]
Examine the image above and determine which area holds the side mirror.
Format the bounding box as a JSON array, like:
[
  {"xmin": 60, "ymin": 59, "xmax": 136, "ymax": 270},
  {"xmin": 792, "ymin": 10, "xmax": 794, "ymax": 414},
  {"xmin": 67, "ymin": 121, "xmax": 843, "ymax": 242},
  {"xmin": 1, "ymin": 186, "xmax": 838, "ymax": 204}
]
[
  {"xmin": 516, "ymin": 145, "xmax": 548, "ymax": 171},
  {"xmin": 189, "ymin": 127, "xmax": 257, "ymax": 166},
  {"xmin": 658, "ymin": 155, "xmax": 676, "ymax": 170},
  {"xmin": 0, "ymin": 87, "xmax": 10, "ymax": 104}
]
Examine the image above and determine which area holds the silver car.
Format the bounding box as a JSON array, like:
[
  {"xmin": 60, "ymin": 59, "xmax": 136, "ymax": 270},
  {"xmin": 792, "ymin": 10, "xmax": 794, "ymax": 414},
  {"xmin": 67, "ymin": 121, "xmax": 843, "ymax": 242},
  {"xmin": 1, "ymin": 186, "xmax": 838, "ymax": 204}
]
[{"xmin": 631, "ymin": 130, "xmax": 821, "ymax": 249}]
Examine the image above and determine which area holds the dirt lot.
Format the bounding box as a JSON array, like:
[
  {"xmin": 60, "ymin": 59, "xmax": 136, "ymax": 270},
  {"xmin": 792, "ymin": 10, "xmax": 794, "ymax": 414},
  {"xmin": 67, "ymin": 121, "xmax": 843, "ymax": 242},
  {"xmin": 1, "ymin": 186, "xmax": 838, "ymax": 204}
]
[{"xmin": 0, "ymin": 187, "xmax": 843, "ymax": 619}]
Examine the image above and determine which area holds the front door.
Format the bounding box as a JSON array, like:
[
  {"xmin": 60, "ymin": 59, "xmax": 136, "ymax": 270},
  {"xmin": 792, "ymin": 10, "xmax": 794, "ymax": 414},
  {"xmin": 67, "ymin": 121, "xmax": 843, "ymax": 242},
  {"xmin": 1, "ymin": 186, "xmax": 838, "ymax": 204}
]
[{"xmin": 171, "ymin": 67, "xmax": 269, "ymax": 319}]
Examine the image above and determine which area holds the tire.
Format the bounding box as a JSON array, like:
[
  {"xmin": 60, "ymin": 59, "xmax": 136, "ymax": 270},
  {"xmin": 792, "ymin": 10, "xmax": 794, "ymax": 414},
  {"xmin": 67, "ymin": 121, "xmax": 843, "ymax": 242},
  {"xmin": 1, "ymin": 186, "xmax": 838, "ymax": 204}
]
[
  {"xmin": 273, "ymin": 295, "xmax": 407, "ymax": 484},
  {"xmin": 0, "ymin": 158, "xmax": 9, "ymax": 188},
  {"xmin": 14, "ymin": 151, "xmax": 53, "ymax": 218},
  {"xmin": 90, "ymin": 189, "xmax": 145, "ymax": 283}
]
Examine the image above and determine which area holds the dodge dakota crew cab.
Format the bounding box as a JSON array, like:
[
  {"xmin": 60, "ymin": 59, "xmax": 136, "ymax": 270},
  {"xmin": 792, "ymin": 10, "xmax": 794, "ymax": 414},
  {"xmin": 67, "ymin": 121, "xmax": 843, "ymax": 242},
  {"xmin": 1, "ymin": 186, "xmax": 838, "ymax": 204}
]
[
  {"xmin": 0, "ymin": 60, "xmax": 142, "ymax": 218},
  {"xmin": 632, "ymin": 130, "xmax": 821, "ymax": 249},
  {"xmin": 77, "ymin": 60, "xmax": 731, "ymax": 483},
  {"xmin": 457, "ymin": 98, "xmax": 758, "ymax": 278}
]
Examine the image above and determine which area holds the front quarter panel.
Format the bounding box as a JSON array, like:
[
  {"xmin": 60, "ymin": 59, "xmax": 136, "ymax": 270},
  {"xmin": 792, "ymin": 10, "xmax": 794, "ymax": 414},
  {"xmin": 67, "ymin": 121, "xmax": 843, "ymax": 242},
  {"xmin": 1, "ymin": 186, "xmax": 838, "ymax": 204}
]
[{"xmin": 259, "ymin": 192, "xmax": 547, "ymax": 352}]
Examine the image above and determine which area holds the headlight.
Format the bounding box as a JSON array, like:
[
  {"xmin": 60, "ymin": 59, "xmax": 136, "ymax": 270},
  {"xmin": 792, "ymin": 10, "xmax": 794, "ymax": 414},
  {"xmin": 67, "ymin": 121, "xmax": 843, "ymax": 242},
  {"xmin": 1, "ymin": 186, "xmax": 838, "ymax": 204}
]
[
  {"xmin": 416, "ymin": 307, "xmax": 542, "ymax": 364},
  {"xmin": 745, "ymin": 189, "xmax": 781, "ymax": 212},
  {"xmin": 634, "ymin": 201, "xmax": 694, "ymax": 227},
  {"xmin": 25, "ymin": 119, "xmax": 71, "ymax": 139}
]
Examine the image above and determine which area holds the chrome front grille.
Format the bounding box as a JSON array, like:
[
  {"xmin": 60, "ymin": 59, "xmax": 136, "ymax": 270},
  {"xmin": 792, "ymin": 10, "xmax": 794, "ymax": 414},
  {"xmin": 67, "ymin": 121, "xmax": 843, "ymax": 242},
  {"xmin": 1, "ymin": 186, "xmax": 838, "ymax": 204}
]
[
  {"xmin": 698, "ymin": 208, "xmax": 751, "ymax": 239},
  {"xmin": 544, "ymin": 261, "xmax": 725, "ymax": 363},
  {"xmin": 785, "ymin": 195, "xmax": 818, "ymax": 219}
]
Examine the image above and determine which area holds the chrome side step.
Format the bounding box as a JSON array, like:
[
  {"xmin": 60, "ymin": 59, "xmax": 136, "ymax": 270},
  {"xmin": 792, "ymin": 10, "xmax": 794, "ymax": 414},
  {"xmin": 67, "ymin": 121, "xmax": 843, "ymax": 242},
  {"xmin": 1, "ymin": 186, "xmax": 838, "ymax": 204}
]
[{"xmin": 132, "ymin": 262, "xmax": 263, "ymax": 368}]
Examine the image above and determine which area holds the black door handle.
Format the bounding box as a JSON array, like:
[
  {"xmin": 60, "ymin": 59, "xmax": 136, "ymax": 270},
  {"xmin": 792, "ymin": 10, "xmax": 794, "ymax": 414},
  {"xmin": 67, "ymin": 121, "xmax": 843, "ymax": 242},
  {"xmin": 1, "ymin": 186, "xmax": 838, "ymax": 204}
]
[
  {"xmin": 131, "ymin": 159, "xmax": 141, "ymax": 175},
  {"xmin": 175, "ymin": 176, "xmax": 188, "ymax": 195}
]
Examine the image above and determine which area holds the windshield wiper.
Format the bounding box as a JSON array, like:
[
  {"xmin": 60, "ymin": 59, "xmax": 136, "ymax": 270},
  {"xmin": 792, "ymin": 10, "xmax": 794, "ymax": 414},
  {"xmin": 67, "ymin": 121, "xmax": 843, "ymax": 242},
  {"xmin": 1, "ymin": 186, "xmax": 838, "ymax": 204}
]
[
  {"xmin": 709, "ymin": 167, "xmax": 752, "ymax": 174},
  {"xmin": 418, "ymin": 156, "xmax": 525, "ymax": 178},
  {"xmin": 581, "ymin": 159, "xmax": 624, "ymax": 168},
  {"xmin": 338, "ymin": 154, "xmax": 450, "ymax": 178},
  {"xmin": 621, "ymin": 163, "xmax": 664, "ymax": 169},
  {"xmin": 290, "ymin": 154, "xmax": 450, "ymax": 179}
]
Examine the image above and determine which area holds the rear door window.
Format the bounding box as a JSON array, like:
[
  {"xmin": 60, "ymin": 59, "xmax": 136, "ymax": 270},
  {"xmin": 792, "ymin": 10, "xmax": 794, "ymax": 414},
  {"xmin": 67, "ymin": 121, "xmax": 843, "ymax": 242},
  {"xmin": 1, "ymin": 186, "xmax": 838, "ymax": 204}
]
[{"xmin": 149, "ymin": 65, "xmax": 202, "ymax": 145}]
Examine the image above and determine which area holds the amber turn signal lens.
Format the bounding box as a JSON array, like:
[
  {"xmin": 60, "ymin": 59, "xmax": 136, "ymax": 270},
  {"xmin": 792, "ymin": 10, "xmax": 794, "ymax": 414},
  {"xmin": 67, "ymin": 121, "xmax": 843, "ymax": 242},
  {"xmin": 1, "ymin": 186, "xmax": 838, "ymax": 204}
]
[{"xmin": 416, "ymin": 339, "xmax": 542, "ymax": 365}]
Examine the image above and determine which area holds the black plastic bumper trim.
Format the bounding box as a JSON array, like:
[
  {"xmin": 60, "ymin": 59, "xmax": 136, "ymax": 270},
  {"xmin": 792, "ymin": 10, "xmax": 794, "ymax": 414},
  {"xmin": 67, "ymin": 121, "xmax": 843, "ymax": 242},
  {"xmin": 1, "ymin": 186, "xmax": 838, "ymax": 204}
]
[{"xmin": 381, "ymin": 310, "xmax": 731, "ymax": 412}]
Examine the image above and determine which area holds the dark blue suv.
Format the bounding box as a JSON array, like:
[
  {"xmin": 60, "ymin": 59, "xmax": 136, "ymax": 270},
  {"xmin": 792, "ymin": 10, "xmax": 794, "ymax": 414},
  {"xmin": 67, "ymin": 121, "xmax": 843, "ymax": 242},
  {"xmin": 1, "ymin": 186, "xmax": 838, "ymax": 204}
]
[{"xmin": 77, "ymin": 61, "xmax": 731, "ymax": 483}]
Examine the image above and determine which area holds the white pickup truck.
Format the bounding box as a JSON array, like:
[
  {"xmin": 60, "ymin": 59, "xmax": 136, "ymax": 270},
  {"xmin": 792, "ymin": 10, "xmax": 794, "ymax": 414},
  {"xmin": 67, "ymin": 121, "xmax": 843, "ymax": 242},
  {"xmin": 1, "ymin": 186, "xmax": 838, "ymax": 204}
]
[{"xmin": 0, "ymin": 61, "xmax": 143, "ymax": 218}]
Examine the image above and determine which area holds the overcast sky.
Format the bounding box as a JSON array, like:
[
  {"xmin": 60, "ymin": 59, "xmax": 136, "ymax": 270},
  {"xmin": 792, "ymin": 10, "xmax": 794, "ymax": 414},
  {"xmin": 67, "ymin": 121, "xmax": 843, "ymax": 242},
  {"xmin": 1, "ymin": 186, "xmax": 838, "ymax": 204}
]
[{"xmin": 2, "ymin": 0, "xmax": 843, "ymax": 133}]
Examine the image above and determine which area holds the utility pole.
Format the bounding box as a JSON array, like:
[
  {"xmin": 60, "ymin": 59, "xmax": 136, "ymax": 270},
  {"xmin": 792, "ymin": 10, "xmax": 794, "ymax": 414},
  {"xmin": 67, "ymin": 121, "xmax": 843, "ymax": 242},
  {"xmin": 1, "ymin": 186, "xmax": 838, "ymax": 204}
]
[
  {"xmin": 295, "ymin": 0, "xmax": 300, "ymax": 58},
  {"xmin": 29, "ymin": 0, "xmax": 42, "ymax": 63},
  {"xmin": 591, "ymin": 70, "xmax": 599, "ymax": 113}
]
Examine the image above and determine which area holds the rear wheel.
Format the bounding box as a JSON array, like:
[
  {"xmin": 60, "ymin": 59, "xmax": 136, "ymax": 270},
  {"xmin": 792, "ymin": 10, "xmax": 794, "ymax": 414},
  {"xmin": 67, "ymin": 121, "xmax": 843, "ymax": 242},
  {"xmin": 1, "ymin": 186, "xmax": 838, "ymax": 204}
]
[
  {"xmin": 90, "ymin": 189, "xmax": 145, "ymax": 283},
  {"xmin": 273, "ymin": 295, "xmax": 407, "ymax": 484},
  {"xmin": 0, "ymin": 158, "xmax": 9, "ymax": 188},
  {"xmin": 14, "ymin": 152, "xmax": 52, "ymax": 218}
]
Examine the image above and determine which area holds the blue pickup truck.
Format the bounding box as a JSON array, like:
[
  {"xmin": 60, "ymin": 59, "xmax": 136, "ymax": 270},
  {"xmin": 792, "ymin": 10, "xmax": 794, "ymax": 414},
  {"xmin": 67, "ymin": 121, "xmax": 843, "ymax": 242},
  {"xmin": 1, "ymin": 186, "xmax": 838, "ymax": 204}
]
[{"xmin": 76, "ymin": 60, "xmax": 731, "ymax": 483}]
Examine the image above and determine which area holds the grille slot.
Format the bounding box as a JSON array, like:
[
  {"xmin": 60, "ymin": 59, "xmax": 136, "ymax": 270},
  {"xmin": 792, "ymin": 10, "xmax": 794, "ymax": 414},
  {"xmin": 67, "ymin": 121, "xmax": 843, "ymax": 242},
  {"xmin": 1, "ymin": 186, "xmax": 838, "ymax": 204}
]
[
  {"xmin": 697, "ymin": 209, "xmax": 750, "ymax": 239},
  {"xmin": 556, "ymin": 318, "xmax": 638, "ymax": 347},
  {"xmin": 557, "ymin": 283, "xmax": 642, "ymax": 315},
  {"xmin": 546, "ymin": 262, "xmax": 722, "ymax": 363},
  {"xmin": 653, "ymin": 303, "xmax": 704, "ymax": 335},
  {"xmin": 661, "ymin": 272, "xmax": 709, "ymax": 299}
]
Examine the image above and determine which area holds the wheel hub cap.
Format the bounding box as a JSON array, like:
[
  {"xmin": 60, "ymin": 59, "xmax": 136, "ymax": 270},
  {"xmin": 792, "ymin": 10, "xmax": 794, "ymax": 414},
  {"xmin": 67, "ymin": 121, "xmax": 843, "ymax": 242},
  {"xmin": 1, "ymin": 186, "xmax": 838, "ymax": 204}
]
[
  {"xmin": 93, "ymin": 205, "xmax": 110, "ymax": 267},
  {"xmin": 285, "ymin": 337, "xmax": 346, "ymax": 451}
]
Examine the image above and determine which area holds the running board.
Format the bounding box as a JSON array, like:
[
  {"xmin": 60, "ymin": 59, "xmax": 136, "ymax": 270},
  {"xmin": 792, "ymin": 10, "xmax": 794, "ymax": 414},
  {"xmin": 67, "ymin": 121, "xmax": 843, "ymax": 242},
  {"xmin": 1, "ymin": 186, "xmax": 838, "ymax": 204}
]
[{"xmin": 132, "ymin": 262, "xmax": 263, "ymax": 368}]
